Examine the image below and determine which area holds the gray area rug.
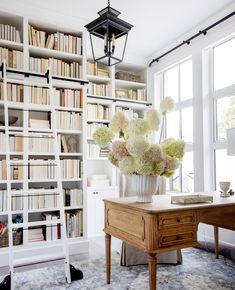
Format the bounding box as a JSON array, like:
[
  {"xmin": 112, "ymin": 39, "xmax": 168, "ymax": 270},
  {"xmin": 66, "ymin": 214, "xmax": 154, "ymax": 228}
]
[{"xmin": 1, "ymin": 248, "xmax": 235, "ymax": 290}]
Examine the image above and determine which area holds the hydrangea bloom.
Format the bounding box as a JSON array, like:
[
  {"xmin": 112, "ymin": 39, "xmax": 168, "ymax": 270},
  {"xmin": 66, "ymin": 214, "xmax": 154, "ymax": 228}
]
[
  {"xmin": 118, "ymin": 156, "xmax": 136, "ymax": 176},
  {"xmin": 160, "ymin": 96, "xmax": 175, "ymax": 114},
  {"xmin": 164, "ymin": 155, "xmax": 179, "ymax": 171},
  {"xmin": 92, "ymin": 127, "xmax": 114, "ymax": 148},
  {"xmin": 144, "ymin": 108, "xmax": 161, "ymax": 131},
  {"xmin": 161, "ymin": 138, "xmax": 186, "ymax": 160},
  {"xmin": 126, "ymin": 119, "xmax": 149, "ymax": 136},
  {"xmin": 110, "ymin": 111, "xmax": 129, "ymax": 134},
  {"xmin": 112, "ymin": 140, "xmax": 129, "ymax": 161},
  {"xmin": 126, "ymin": 136, "xmax": 150, "ymax": 158},
  {"xmin": 108, "ymin": 151, "xmax": 119, "ymax": 167},
  {"xmin": 142, "ymin": 144, "xmax": 163, "ymax": 162}
]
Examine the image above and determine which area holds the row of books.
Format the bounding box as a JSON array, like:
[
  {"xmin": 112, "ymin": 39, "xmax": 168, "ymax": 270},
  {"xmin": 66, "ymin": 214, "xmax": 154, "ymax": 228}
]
[
  {"xmin": 66, "ymin": 210, "xmax": 83, "ymax": 238},
  {"xmin": 42, "ymin": 213, "xmax": 60, "ymax": 241},
  {"xmin": 115, "ymin": 106, "xmax": 139, "ymax": 119},
  {"xmin": 28, "ymin": 24, "xmax": 82, "ymax": 54},
  {"xmin": 0, "ymin": 190, "xmax": 7, "ymax": 212},
  {"xmin": 0, "ymin": 47, "xmax": 23, "ymax": 69},
  {"xmin": 87, "ymin": 123, "xmax": 108, "ymax": 138},
  {"xmin": 28, "ymin": 161, "xmax": 56, "ymax": 180},
  {"xmin": 28, "ymin": 193, "xmax": 58, "ymax": 210},
  {"xmin": 87, "ymin": 143, "xmax": 101, "ymax": 158},
  {"xmin": 29, "ymin": 56, "xmax": 49, "ymax": 74},
  {"xmin": 87, "ymin": 61, "xmax": 109, "ymax": 77},
  {"xmin": 29, "ymin": 118, "xmax": 50, "ymax": 130},
  {"xmin": 29, "ymin": 86, "xmax": 50, "ymax": 105},
  {"xmin": 115, "ymin": 88, "xmax": 147, "ymax": 102},
  {"xmin": 0, "ymin": 160, "xmax": 6, "ymax": 179},
  {"xmin": 6, "ymin": 83, "xmax": 24, "ymax": 102},
  {"xmin": 11, "ymin": 196, "xmax": 23, "ymax": 211},
  {"xmin": 89, "ymin": 83, "xmax": 110, "ymax": 97},
  {"xmin": 63, "ymin": 188, "xmax": 83, "ymax": 207},
  {"xmin": 56, "ymin": 111, "xmax": 82, "ymax": 130},
  {"xmin": 87, "ymin": 103, "xmax": 110, "ymax": 120},
  {"xmin": 0, "ymin": 24, "xmax": 21, "ymax": 43},
  {"xmin": 61, "ymin": 159, "xmax": 82, "ymax": 179},
  {"xmin": 54, "ymin": 88, "xmax": 82, "ymax": 108},
  {"xmin": 9, "ymin": 136, "xmax": 23, "ymax": 152},
  {"xmin": 10, "ymin": 162, "xmax": 23, "ymax": 180},
  {"xmin": 29, "ymin": 136, "xmax": 53, "ymax": 153},
  {"xmin": 0, "ymin": 133, "xmax": 6, "ymax": 152},
  {"xmin": 28, "ymin": 227, "xmax": 44, "ymax": 243}
]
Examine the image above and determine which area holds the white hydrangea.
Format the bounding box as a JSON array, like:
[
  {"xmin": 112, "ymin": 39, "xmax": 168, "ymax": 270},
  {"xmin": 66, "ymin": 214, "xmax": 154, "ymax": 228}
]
[
  {"xmin": 126, "ymin": 136, "xmax": 150, "ymax": 158},
  {"xmin": 126, "ymin": 119, "xmax": 149, "ymax": 136},
  {"xmin": 118, "ymin": 156, "xmax": 136, "ymax": 176},
  {"xmin": 110, "ymin": 111, "xmax": 129, "ymax": 134},
  {"xmin": 144, "ymin": 108, "xmax": 161, "ymax": 131},
  {"xmin": 160, "ymin": 96, "xmax": 175, "ymax": 114}
]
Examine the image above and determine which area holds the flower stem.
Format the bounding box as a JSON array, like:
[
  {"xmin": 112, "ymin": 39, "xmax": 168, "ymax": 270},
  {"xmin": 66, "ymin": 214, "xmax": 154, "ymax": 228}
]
[{"xmin": 159, "ymin": 114, "xmax": 165, "ymax": 143}]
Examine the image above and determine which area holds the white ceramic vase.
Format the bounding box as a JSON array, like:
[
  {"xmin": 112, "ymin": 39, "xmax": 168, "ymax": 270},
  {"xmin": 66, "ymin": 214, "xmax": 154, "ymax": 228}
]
[{"xmin": 132, "ymin": 175, "xmax": 159, "ymax": 203}]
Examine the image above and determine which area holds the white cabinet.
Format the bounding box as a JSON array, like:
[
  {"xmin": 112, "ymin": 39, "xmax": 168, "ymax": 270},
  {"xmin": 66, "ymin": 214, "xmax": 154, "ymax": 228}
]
[{"xmin": 87, "ymin": 188, "xmax": 118, "ymax": 237}]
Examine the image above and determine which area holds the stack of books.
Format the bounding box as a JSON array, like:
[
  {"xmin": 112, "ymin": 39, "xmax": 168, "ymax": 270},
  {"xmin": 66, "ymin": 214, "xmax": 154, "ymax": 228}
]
[
  {"xmin": 9, "ymin": 136, "xmax": 23, "ymax": 152},
  {"xmin": 0, "ymin": 133, "xmax": 6, "ymax": 151},
  {"xmin": 28, "ymin": 161, "xmax": 56, "ymax": 180},
  {"xmin": 87, "ymin": 61, "xmax": 109, "ymax": 77},
  {"xmin": 0, "ymin": 24, "xmax": 21, "ymax": 42},
  {"xmin": 0, "ymin": 190, "xmax": 7, "ymax": 212},
  {"xmin": 28, "ymin": 25, "xmax": 82, "ymax": 54},
  {"xmin": 56, "ymin": 111, "xmax": 82, "ymax": 130},
  {"xmin": 65, "ymin": 210, "xmax": 83, "ymax": 238},
  {"xmin": 87, "ymin": 103, "xmax": 110, "ymax": 120},
  {"xmin": 29, "ymin": 136, "xmax": 53, "ymax": 153},
  {"xmin": 10, "ymin": 160, "xmax": 23, "ymax": 180},
  {"xmin": 7, "ymin": 84, "xmax": 23, "ymax": 102},
  {"xmin": 0, "ymin": 47, "xmax": 23, "ymax": 69},
  {"xmin": 0, "ymin": 160, "xmax": 6, "ymax": 179},
  {"xmin": 87, "ymin": 143, "xmax": 100, "ymax": 158},
  {"xmin": 54, "ymin": 88, "xmax": 82, "ymax": 108},
  {"xmin": 115, "ymin": 88, "xmax": 147, "ymax": 102},
  {"xmin": 42, "ymin": 213, "xmax": 60, "ymax": 241},
  {"xmin": 29, "ymin": 87, "xmax": 50, "ymax": 105},
  {"xmin": 88, "ymin": 175, "xmax": 110, "ymax": 187},
  {"xmin": 89, "ymin": 82, "xmax": 110, "ymax": 96},
  {"xmin": 28, "ymin": 228, "xmax": 44, "ymax": 243},
  {"xmin": 61, "ymin": 159, "xmax": 81, "ymax": 179},
  {"xmin": 29, "ymin": 118, "xmax": 50, "ymax": 130},
  {"xmin": 63, "ymin": 189, "xmax": 83, "ymax": 206},
  {"xmin": 87, "ymin": 123, "xmax": 108, "ymax": 138}
]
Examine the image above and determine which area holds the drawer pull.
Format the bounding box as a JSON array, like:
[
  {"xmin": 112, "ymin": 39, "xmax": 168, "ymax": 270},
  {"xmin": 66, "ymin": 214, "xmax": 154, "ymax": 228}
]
[
  {"xmin": 177, "ymin": 218, "xmax": 181, "ymax": 223},
  {"xmin": 176, "ymin": 235, "xmax": 181, "ymax": 240}
]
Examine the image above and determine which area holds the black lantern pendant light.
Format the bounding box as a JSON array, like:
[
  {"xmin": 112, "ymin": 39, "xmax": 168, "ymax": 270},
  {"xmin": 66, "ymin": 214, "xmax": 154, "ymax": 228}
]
[{"xmin": 85, "ymin": 0, "xmax": 133, "ymax": 66}]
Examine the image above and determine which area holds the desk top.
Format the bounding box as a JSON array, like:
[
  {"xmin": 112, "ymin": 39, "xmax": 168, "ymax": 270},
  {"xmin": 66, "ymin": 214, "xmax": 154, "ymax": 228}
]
[{"xmin": 103, "ymin": 192, "xmax": 235, "ymax": 214}]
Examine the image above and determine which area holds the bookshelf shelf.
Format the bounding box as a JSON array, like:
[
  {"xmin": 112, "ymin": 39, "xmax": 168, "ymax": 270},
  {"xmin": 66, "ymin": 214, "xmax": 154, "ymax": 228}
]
[
  {"xmin": 115, "ymin": 79, "xmax": 147, "ymax": 88},
  {"xmin": 0, "ymin": 38, "xmax": 23, "ymax": 50},
  {"xmin": 28, "ymin": 208, "xmax": 60, "ymax": 213},
  {"xmin": 60, "ymin": 153, "xmax": 83, "ymax": 157},
  {"xmin": 29, "ymin": 45, "xmax": 83, "ymax": 62},
  {"xmin": 62, "ymin": 178, "xmax": 82, "ymax": 182},
  {"xmin": 55, "ymin": 106, "xmax": 83, "ymax": 113},
  {"xmin": 64, "ymin": 205, "xmax": 83, "ymax": 210},
  {"xmin": 87, "ymin": 119, "xmax": 110, "ymax": 124},
  {"xmin": 87, "ymin": 74, "xmax": 111, "ymax": 82},
  {"xmin": 57, "ymin": 129, "xmax": 82, "ymax": 135},
  {"xmin": 0, "ymin": 211, "xmax": 7, "ymax": 216}
]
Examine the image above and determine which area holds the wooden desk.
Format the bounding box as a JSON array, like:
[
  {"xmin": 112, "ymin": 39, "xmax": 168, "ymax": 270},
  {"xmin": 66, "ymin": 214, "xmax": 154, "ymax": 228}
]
[{"xmin": 103, "ymin": 194, "xmax": 235, "ymax": 290}]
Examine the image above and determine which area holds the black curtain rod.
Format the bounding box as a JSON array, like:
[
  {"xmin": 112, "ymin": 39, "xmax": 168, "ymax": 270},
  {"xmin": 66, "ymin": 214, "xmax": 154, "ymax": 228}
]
[{"xmin": 149, "ymin": 10, "xmax": 235, "ymax": 67}]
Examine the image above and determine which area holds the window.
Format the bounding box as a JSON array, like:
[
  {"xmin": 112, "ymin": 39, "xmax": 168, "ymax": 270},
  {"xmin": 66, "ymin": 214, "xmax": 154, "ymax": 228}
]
[
  {"xmin": 212, "ymin": 37, "xmax": 235, "ymax": 190},
  {"xmin": 156, "ymin": 58, "xmax": 194, "ymax": 192}
]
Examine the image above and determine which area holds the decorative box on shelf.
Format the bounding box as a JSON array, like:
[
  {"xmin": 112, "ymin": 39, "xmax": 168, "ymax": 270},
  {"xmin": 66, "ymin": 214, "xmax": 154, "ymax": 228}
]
[
  {"xmin": 171, "ymin": 194, "xmax": 213, "ymax": 205},
  {"xmin": 115, "ymin": 70, "xmax": 141, "ymax": 82}
]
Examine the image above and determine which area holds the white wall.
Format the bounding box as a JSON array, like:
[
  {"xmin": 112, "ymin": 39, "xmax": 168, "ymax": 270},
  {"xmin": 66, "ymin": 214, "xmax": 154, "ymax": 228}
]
[{"xmin": 148, "ymin": 3, "xmax": 235, "ymax": 247}]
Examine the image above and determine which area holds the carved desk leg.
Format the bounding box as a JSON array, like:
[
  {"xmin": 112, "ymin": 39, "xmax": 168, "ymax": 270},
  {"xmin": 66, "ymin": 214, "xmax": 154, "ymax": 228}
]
[
  {"xmin": 105, "ymin": 233, "xmax": 111, "ymax": 284},
  {"xmin": 214, "ymin": 226, "xmax": 219, "ymax": 259},
  {"xmin": 148, "ymin": 253, "xmax": 157, "ymax": 290}
]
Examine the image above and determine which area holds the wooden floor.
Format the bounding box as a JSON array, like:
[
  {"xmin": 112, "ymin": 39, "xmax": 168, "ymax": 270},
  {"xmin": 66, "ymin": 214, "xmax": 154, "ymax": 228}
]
[{"xmin": 0, "ymin": 236, "xmax": 121, "ymax": 276}]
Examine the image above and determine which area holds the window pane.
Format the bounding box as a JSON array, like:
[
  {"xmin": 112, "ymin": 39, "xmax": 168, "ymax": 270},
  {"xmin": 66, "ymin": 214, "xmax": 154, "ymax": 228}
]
[
  {"xmin": 182, "ymin": 107, "xmax": 193, "ymax": 143},
  {"xmin": 214, "ymin": 38, "xmax": 235, "ymax": 90},
  {"xmin": 182, "ymin": 152, "xmax": 194, "ymax": 192},
  {"xmin": 216, "ymin": 96, "xmax": 235, "ymax": 140},
  {"xmin": 215, "ymin": 149, "xmax": 235, "ymax": 190},
  {"xmin": 166, "ymin": 111, "xmax": 179, "ymax": 139},
  {"xmin": 172, "ymin": 168, "xmax": 181, "ymax": 192},
  {"xmin": 164, "ymin": 66, "xmax": 179, "ymax": 102},
  {"xmin": 180, "ymin": 60, "xmax": 193, "ymax": 100}
]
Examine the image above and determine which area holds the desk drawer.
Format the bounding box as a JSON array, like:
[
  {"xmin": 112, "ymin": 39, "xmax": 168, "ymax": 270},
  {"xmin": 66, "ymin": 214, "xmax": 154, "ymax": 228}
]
[
  {"xmin": 159, "ymin": 211, "xmax": 196, "ymax": 230},
  {"xmin": 159, "ymin": 229, "xmax": 196, "ymax": 248}
]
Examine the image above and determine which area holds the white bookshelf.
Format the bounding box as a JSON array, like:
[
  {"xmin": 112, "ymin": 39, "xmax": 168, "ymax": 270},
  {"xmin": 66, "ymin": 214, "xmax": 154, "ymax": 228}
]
[{"xmin": 0, "ymin": 9, "xmax": 151, "ymax": 264}]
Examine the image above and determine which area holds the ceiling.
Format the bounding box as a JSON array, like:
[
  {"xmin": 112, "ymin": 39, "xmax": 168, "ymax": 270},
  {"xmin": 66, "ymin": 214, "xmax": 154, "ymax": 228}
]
[{"xmin": 1, "ymin": 0, "xmax": 234, "ymax": 64}]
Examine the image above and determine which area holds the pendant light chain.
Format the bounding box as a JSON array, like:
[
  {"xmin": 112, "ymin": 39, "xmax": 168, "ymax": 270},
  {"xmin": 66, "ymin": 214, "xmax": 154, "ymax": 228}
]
[{"xmin": 108, "ymin": 0, "xmax": 110, "ymax": 7}]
